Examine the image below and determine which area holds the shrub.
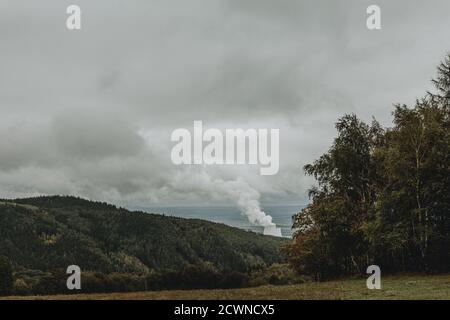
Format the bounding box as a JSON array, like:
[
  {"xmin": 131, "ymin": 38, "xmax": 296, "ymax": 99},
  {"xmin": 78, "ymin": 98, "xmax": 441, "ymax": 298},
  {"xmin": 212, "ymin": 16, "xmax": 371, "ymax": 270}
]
[{"xmin": 0, "ymin": 256, "xmax": 13, "ymax": 295}]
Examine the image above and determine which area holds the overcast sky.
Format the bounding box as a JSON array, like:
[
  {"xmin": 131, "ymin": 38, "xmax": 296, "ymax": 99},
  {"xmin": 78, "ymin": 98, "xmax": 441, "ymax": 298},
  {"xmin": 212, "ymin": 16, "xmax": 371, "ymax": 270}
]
[{"xmin": 1, "ymin": 0, "xmax": 450, "ymax": 208}]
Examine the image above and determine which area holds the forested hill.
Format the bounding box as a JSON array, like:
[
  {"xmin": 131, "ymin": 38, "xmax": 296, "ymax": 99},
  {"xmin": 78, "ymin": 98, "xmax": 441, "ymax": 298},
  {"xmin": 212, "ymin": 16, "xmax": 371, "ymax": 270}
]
[{"xmin": 0, "ymin": 196, "xmax": 286, "ymax": 274}]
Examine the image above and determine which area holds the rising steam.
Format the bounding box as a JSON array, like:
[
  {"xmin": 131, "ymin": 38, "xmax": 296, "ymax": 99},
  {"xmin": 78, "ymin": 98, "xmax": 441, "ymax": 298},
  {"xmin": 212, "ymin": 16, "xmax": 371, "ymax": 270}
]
[
  {"xmin": 169, "ymin": 171, "xmax": 282, "ymax": 236},
  {"xmin": 215, "ymin": 179, "xmax": 275, "ymax": 227}
]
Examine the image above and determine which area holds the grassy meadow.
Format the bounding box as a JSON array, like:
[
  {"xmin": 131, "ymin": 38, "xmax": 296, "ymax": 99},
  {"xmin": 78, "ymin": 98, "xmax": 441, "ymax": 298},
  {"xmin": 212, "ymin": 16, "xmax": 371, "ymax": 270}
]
[{"xmin": 2, "ymin": 274, "xmax": 449, "ymax": 300}]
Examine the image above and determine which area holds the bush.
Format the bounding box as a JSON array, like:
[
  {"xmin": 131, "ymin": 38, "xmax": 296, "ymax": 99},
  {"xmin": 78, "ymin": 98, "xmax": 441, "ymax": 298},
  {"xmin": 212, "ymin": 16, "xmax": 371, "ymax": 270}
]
[
  {"xmin": 248, "ymin": 264, "xmax": 309, "ymax": 287},
  {"xmin": 220, "ymin": 271, "xmax": 248, "ymax": 289},
  {"xmin": 33, "ymin": 273, "xmax": 66, "ymax": 295},
  {"xmin": 12, "ymin": 278, "xmax": 33, "ymax": 296},
  {"xmin": 0, "ymin": 256, "xmax": 13, "ymax": 295}
]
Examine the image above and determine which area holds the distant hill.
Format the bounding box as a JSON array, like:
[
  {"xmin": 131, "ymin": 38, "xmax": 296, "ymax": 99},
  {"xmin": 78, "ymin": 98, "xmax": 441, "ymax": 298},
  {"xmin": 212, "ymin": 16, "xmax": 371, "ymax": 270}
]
[{"xmin": 0, "ymin": 196, "xmax": 286, "ymax": 274}]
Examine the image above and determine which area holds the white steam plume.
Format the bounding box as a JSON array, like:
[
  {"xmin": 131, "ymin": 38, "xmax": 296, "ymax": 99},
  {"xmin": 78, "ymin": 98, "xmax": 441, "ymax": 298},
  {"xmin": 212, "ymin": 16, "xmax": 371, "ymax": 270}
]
[
  {"xmin": 169, "ymin": 171, "xmax": 276, "ymax": 227},
  {"xmin": 216, "ymin": 179, "xmax": 275, "ymax": 227}
]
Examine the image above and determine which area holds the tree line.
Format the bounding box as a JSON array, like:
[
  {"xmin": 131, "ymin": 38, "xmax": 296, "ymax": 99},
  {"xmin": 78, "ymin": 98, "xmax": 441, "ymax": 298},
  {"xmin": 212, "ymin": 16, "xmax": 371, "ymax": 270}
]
[
  {"xmin": 0, "ymin": 257, "xmax": 306, "ymax": 296},
  {"xmin": 284, "ymin": 54, "xmax": 450, "ymax": 280}
]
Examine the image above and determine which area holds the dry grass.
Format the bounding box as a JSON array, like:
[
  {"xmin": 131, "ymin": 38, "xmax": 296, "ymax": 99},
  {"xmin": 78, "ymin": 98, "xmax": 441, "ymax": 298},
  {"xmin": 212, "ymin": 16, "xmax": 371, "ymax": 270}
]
[{"xmin": 2, "ymin": 274, "xmax": 449, "ymax": 300}]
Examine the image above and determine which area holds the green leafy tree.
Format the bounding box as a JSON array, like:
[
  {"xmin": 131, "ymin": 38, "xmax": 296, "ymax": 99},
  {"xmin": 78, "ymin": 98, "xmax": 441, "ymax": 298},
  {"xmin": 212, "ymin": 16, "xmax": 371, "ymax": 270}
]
[
  {"xmin": 372, "ymin": 99, "xmax": 450, "ymax": 271},
  {"xmin": 285, "ymin": 115, "xmax": 382, "ymax": 279},
  {"xmin": 286, "ymin": 54, "xmax": 450, "ymax": 278}
]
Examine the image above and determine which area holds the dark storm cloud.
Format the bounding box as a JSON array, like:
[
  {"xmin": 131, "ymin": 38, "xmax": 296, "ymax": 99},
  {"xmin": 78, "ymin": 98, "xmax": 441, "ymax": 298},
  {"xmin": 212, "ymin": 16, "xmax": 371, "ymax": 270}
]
[{"xmin": 1, "ymin": 0, "xmax": 450, "ymax": 205}]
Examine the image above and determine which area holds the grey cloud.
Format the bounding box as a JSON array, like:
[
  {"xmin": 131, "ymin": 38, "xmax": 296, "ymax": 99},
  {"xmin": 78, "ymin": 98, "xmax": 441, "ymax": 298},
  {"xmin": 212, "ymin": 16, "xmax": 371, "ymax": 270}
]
[
  {"xmin": 52, "ymin": 111, "xmax": 145, "ymax": 160},
  {"xmin": 1, "ymin": 0, "xmax": 450, "ymax": 206},
  {"xmin": 0, "ymin": 119, "xmax": 55, "ymax": 171}
]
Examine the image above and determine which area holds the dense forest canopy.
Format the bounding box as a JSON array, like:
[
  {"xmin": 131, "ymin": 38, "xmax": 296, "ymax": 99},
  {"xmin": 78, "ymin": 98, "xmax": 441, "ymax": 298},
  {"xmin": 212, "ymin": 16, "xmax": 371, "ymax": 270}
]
[
  {"xmin": 0, "ymin": 196, "xmax": 286, "ymax": 295},
  {"xmin": 285, "ymin": 54, "xmax": 450, "ymax": 280},
  {"xmin": 0, "ymin": 196, "xmax": 284, "ymax": 273}
]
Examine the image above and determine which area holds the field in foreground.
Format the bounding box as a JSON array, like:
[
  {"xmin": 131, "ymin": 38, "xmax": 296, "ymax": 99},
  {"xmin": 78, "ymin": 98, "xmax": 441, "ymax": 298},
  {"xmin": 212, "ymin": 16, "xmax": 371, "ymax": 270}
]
[{"xmin": 3, "ymin": 274, "xmax": 449, "ymax": 300}]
